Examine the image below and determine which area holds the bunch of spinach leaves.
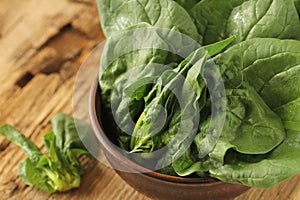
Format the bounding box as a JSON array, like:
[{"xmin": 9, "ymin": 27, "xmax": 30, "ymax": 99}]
[
  {"xmin": 0, "ymin": 113, "xmax": 91, "ymax": 193},
  {"xmin": 96, "ymin": 0, "xmax": 300, "ymax": 188}
]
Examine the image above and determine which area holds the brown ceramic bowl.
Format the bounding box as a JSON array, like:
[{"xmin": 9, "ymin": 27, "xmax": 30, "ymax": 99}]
[{"xmin": 89, "ymin": 79, "xmax": 250, "ymax": 200}]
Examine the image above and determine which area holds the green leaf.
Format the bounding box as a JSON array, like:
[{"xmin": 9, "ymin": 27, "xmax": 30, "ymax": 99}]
[
  {"xmin": 294, "ymin": 0, "xmax": 300, "ymax": 16},
  {"xmin": 215, "ymin": 38, "xmax": 300, "ymax": 131},
  {"xmin": 129, "ymin": 48, "xmax": 208, "ymax": 153},
  {"xmin": 173, "ymin": 0, "xmax": 201, "ymax": 10},
  {"xmin": 197, "ymin": 85, "xmax": 285, "ymax": 165},
  {"xmin": 190, "ymin": 0, "xmax": 300, "ymax": 45},
  {"xmin": 18, "ymin": 160, "xmax": 31, "ymax": 185},
  {"xmin": 51, "ymin": 113, "xmax": 92, "ymax": 152},
  {"xmin": 0, "ymin": 114, "xmax": 91, "ymax": 194},
  {"xmin": 203, "ymin": 36, "xmax": 235, "ymax": 57},
  {"xmin": 0, "ymin": 124, "xmax": 43, "ymax": 163},
  {"xmin": 100, "ymin": 23, "xmax": 203, "ymax": 144},
  {"xmin": 36, "ymin": 155, "xmax": 50, "ymax": 168},
  {"xmin": 96, "ymin": 0, "xmax": 199, "ymax": 41},
  {"xmin": 210, "ymin": 130, "xmax": 300, "ymax": 188},
  {"xmin": 124, "ymin": 76, "xmax": 158, "ymax": 100},
  {"xmin": 19, "ymin": 158, "xmax": 55, "ymax": 194},
  {"xmin": 172, "ymin": 147, "xmax": 217, "ymax": 176}
]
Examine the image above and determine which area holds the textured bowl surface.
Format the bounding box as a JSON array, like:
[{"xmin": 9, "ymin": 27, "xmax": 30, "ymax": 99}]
[{"xmin": 89, "ymin": 79, "xmax": 250, "ymax": 200}]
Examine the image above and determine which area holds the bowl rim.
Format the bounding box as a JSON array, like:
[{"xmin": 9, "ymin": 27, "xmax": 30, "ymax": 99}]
[{"xmin": 89, "ymin": 77, "xmax": 221, "ymax": 185}]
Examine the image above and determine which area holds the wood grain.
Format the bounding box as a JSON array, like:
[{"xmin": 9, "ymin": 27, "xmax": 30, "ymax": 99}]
[{"xmin": 0, "ymin": 1, "xmax": 299, "ymax": 199}]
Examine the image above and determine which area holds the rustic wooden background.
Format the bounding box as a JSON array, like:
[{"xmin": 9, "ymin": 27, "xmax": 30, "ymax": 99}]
[{"xmin": 0, "ymin": 0, "xmax": 300, "ymax": 199}]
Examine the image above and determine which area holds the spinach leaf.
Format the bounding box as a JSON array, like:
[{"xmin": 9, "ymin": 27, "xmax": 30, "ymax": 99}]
[
  {"xmin": 100, "ymin": 24, "xmax": 169, "ymax": 112},
  {"xmin": 126, "ymin": 39, "xmax": 233, "ymax": 168},
  {"xmin": 96, "ymin": 0, "xmax": 199, "ymax": 41},
  {"xmin": 203, "ymin": 36, "xmax": 235, "ymax": 57},
  {"xmin": 190, "ymin": 0, "xmax": 300, "ymax": 45},
  {"xmin": 210, "ymin": 130, "xmax": 300, "ymax": 188},
  {"xmin": 215, "ymin": 38, "xmax": 300, "ymax": 131},
  {"xmin": 19, "ymin": 158, "xmax": 56, "ymax": 193},
  {"xmin": 51, "ymin": 113, "xmax": 92, "ymax": 153},
  {"xmin": 108, "ymin": 37, "xmax": 238, "ymax": 170},
  {"xmin": 295, "ymin": 0, "xmax": 300, "ymax": 16},
  {"xmin": 173, "ymin": 84, "xmax": 285, "ymax": 176},
  {"xmin": 99, "ymin": 23, "xmax": 230, "ymax": 147},
  {"xmin": 99, "ymin": 23, "xmax": 201, "ymax": 113},
  {"xmin": 0, "ymin": 113, "xmax": 91, "ymax": 193},
  {"xmin": 172, "ymin": 146, "xmax": 213, "ymax": 176},
  {"xmin": 129, "ymin": 48, "xmax": 209, "ymax": 153},
  {"xmin": 0, "ymin": 124, "xmax": 43, "ymax": 163},
  {"xmin": 197, "ymin": 85, "xmax": 285, "ymax": 163},
  {"xmin": 173, "ymin": 0, "xmax": 201, "ymax": 10}
]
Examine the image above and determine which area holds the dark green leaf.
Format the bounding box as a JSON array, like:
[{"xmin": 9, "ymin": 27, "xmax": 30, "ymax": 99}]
[
  {"xmin": 96, "ymin": 0, "xmax": 199, "ymax": 41},
  {"xmin": 51, "ymin": 113, "xmax": 92, "ymax": 152},
  {"xmin": 215, "ymin": 38, "xmax": 300, "ymax": 131},
  {"xmin": 294, "ymin": 0, "xmax": 300, "ymax": 16},
  {"xmin": 173, "ymin": 0, "xmax": 201, "ymax": 10},
  {"xmin": 210, "ymin": 130, "xmax": 300, "ymax": 188},
  {"xmin": 190, "ymin": 0, "xmax": 300, "ymax": 45}
]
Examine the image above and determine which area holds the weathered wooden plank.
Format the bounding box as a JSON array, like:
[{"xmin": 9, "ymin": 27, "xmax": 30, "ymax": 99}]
[{"xmin": 0, "ymin": 0, "xmax": 102, "ymax": 97}]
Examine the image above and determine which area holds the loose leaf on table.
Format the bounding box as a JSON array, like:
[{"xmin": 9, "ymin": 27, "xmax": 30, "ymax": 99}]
[
  {"xmin": 215, "ymin": 38, "xmax": 300, "ymax": 131},
  {"xmin": 19, "ymin": 158, "xmax": 56, "ymax": 193},
  {"xmin": 190, "ymin": 0, "xmax": 300, "ymax": 45},
  {"xmin": 210, "ymin": 130, "xmax": 300, "ymax": 188},
  {"xmin": 0, "ymin": 124, "xmax": 43, "ymax": 163},
  {"xmin": 51, "ymin": 112, "xmax": 93, "ymax": 153},
  {"xmin": 0, "ymin": 113, "xmax": 92, "ymax": 193}
]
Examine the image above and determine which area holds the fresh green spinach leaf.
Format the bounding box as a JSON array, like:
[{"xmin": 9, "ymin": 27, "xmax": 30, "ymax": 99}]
[
  {"xmin": 295, "ymin": 0, "xmax": 300, "ymax": 16},
  {"xmin": 215, "ymin": 38, "xmax": 300, "ymax": 131},
  {"xmin": 190, "ymin": 0, "xmax": 300, "ymax": 45},
  {"xmin": 210, "ymin": 130, "xmax": 300, "ymax": 188},
  {"xmin": 96, "ymin": 0, "xmax": 199, "ymax": 41},
  {"xmin": 173, "ymin": 0, "xmax": 201, "ymax": 10},
  {"xmin": 0, "ymin": 113, "xmax": 91, "ymax": 193},
  {"xmin": 197, "ymin": 84, "xmax": 285, "ymax": 163}
]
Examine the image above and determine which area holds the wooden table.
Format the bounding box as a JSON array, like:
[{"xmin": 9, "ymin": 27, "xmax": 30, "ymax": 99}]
[{"xmin": 0, "ymin": 1, "xmax": 300, "ymax": 199}]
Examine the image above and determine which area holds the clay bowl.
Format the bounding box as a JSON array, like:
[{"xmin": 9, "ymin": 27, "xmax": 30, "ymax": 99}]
[{"xmin": 89, "ymin": 79, "xmax": 250, "ymax": 200}]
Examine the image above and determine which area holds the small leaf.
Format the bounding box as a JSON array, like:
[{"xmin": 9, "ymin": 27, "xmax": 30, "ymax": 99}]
[
  {"xmin": 203, "ymin": 36, "xmax": 235, "ymax": 57},
  {"xmin": 0, "ymin": 124, "xmax": 43, "ymax": 163}
]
